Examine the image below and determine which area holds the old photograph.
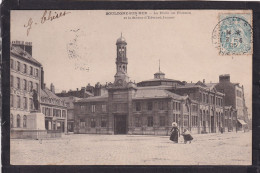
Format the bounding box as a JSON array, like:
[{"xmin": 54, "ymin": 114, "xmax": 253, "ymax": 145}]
[{"xmin": 10, "ymin": 10, "xmax": 252, "ymax": 165}]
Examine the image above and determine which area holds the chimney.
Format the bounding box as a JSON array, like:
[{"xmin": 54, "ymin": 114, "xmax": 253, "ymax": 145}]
[
  {"xmin": 41, "ymin": 67, "xmax": 44, "ymax": 89},
  {"xmin": 203, "ymin": 79, "xmax": 205, "ymax": 83},
  {"xmin": 219, "ymin": 74, "xmax": 230, "ymax": 83},
  {"xmin": 12, "ymin": 41, "xmax": 32, "ymax": 56},
  {"xmin": 50, "ymin": 83, "xmax": 55, "ymax": 93}
]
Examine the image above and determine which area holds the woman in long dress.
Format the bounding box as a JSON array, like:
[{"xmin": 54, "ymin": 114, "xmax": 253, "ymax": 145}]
[{"xmin": 170, "ymin": 122, "xmax": 179, "ymax": 143}]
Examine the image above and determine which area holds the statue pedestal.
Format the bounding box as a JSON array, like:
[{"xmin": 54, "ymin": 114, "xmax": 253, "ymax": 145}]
[{"xmin": 27, "ymin": 112, "xmax": 45, "ymax": 130}]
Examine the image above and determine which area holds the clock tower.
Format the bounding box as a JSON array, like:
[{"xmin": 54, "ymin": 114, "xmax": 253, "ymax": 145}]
[{"xmin": 114, "ymin": 33, "xmax": 129, "ymax": 86}]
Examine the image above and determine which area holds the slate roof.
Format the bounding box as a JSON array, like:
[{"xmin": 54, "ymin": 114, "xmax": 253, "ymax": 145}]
[
  {"xmin": 139, "ymin": 77, "xmax": 182, "ymax": 83},
  {"xmin": 11, "ymin": 45, "xmax": 42, "ymax": 66},
  {"xmin": 133, "ymin": 88, "xmax": 186, "ymax": 100},
  {"xmin": 41, "ymin": 88, "xmax": 62, "ymax": 100},
  {"xmin": 76, "ymin": 93, "xmax": 108, "ymax": 103}
]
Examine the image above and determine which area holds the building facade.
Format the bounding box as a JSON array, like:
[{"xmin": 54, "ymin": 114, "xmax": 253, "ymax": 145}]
[
  {"xmin": 215, "ymin": 74, "xmax": 249, "ymax": 127},
  {"xmin": 10, "ymin": 41, "xmax": 42, "ymax": 130},
  {"xmin": 40, "ymin": 83, "xmax": 68, "ymax": 133},
  {"xmin": 74, "ymin": 35, "xmax": 230, "ymax": 135},
  {"xmin": 62, "ymin": 96, "xmax": 81, "ymax": 132}
]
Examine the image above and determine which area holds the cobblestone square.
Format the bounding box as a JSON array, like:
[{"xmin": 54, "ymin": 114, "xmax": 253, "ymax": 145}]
[{"xmin": 11, "ymin": 131, "xmax": 251, "ymax": 165}]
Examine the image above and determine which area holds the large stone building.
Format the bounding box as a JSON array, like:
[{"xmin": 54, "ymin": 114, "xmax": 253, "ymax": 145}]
[
  {"xmin": 73, "ymin": 35, "xmax": 234, "ymax": 135},
  {"xmin": 10, "ymin": 41, "xmax": 68, "ymax": 137},
  {"xmin": 10, "ymin": 41, "xmax": 42, "ymax": 130},
  {"xmin": 215, "ymin": 74, "xmax": 249, "ymax": 130}
]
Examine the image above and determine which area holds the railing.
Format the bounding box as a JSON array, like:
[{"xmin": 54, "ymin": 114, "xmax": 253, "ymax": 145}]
[{"xmin": 11, "ymin": 129, "xmax": 62, "ymax": 139}]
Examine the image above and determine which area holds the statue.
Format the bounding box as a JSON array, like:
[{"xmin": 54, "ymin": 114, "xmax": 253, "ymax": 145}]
[{"xmin": 32, "ymin": 89, "xmax": 39, "ymax": 111}]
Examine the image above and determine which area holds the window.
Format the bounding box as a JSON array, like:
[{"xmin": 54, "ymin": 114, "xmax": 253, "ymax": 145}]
[
  {"xmin": 23, "ymin": 115, "xmax": 27, "ymax": 128},
  {"xmin": 80, "ymin": 105, "xmax": 85, "ymax": 113},
  {"xmin": 91, "ymin": 105, "xmax": 96, "ymax": 113},
  {"xmin": 42, "ymin": 107, "xmax": 45, "ymax": 115},
  {"xmin": 10, "ymin": 114, "xmax": 13, "ymax": 128},
  {"xmin": 36, "ymin": 83, "xmax": 39, "ymax": 92},
  {"xmin": 101, "ymin": 104, "xmax": 107, "ymax": 112},
  {"xmin": 35, "ymin": 69, "xmax": 39, "ymax": 77},
  {"xmin": 184, "ymin": 115, "xmax": 189, "ymax": 126},
  {"xmin": 101, "ymin": 117, "xmax": 107, "ymax": 127},
  {"xmin": 147, "ymin": 102, "xmax": 153, "ymax": 111},
  {"xmin": 17, "ymin": 115, "xmax": 21, "ymax": 127},
  {"xmin": 23, "ymin": 64, "xmax": 27, "ymax": 73},
  {"xmin": 91, "ymin": 118, "xmax": 96, "ymax": 128},
  {"xmin": 159, "ymin": 116, "xmax": 165, "ymax": 126},
  {"xmin": 46, "ymin": 108, "xmax": 50, "ymax": 116},
  {"xmin": 135, "ymin": 102, "xmax": 141, "ymax": 111},
  {"xmin": 17, "ymin": 96, "xmax": 21, "ymax": 108},
  {"xmin": 29, "ymin": 81, "xmax": 33, "ymax": 92},
  {"xmin": 10, "ymin": 94, "xmax": 14, "ymax": 107},
  {"xmin": 173, "ymin": 114, "xmax": 176, "ymax": 122},
  {"xmin": 30, "ymin": 98, "xmax": 33, "ymax": 110},
  {"xmin": 173, "ymin": 102, "xmax": 176, "ymax": 110},
  {"xmin": 135, "ymin": 117, "xmax": 141, "ymax": 127},
  {"xmin": 17, "ymin": 61, "xmax": 20, "ymax": 71},
  {"xmin": 17, "ymin": 77, "xmax": 20, "ymax": 89},
  {"xmin": 23, "ymin": 97, "xmax": 27, "ymax": 109},
  {"xmin": 158, "ymin": 101, "xmax": 164, "ymax": 110},
  {"xmin": 30, "ymin": 66, "xmax": 33, "ymax": 75},
  {"xmin": 10, "ymin": 75, "xmax": 14, "ymax": 87},
  {"xmin": 23, "ymin": 79, "xmax": 27, "ymax": 91},
  {"xmin": 62, "ymin": 110, "xmax": 66, "ymax": 118},
  {"xmin": 147, "ymin": 116, "xmax": 153, "ymax": 127},
  {"xmin": 10, "ymin": 59, "xmax": 14, "ymax": 69},
  {"xmin": 80, "ymin": 119, "xmax": 86, "ymax": 128}
]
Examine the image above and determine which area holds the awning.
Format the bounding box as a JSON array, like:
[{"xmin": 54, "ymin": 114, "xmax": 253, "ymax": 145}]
[{"xmin": 237, "ymin": 119, "xmax": 247, "ymax": 125}]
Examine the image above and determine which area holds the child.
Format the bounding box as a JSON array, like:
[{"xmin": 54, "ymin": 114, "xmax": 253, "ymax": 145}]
[{"xmin": 182, "ymin": 129, "xmax": 193, "ymax": 144}]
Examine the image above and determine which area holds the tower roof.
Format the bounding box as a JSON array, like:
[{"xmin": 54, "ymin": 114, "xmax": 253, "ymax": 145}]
[
  {"xmin": 116, "ymin": 33, "xmax": 127, "ymax": 44},
  {"xmin": 154, "ymin": 59, "xmax": 165, "ymax": 79}
]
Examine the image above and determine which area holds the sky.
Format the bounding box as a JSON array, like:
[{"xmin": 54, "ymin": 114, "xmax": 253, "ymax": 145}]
[{"xmin": 10, "ymin": 10, "xmax": 252, "ymax": 115}]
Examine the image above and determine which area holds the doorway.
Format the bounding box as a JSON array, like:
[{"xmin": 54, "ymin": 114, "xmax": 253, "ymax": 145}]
[
  {"xmin": 211, "ymin": 116, "xmax": 214, "ymax": 133},
  {"xmin": 114, "ymin": 114, "xmax": 127, "ymax": 134}
]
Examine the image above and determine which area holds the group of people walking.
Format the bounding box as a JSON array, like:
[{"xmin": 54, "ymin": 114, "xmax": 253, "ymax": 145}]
[{"xmin": 169, "ymin": 122, "xmax": 193, "ymax": 144}]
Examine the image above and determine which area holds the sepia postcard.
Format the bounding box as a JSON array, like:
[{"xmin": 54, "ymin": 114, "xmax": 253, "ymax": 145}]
[{"xmin": 9, "ymin": 10, "xmax": 252, "ymax": 165}]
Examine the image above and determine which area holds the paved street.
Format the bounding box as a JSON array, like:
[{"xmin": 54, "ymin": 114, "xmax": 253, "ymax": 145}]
[{"xmin": 11, "ymin": 131, "xmax": 251, "ymax": 165}]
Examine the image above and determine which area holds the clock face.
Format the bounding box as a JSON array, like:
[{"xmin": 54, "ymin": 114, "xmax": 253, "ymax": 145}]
[{"xmin": 116, "ymin": 79, "xmax": 123, "ymax": 86}]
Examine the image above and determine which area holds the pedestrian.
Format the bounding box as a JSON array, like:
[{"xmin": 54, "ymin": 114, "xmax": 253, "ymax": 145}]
[
  {"xmin": 182, "ymin": 129, "xmax": 193, "ymax": 144},
  {"xmin": 170, "ymin": 122, "xmax": 180, "ymax": 143}
]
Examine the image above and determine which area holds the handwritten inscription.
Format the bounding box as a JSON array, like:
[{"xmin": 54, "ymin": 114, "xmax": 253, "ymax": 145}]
[
  {"xmin": 66, "ymin": 28, "xmax": 90, "ymax": 71},
  {"xmin": 23, "ymin": 10, "xmax": 71, "ymax": 36}
]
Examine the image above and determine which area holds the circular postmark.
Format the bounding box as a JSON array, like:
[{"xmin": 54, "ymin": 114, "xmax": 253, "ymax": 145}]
[{"xmin": 212, "ymin": 14, "xmax": 253, "ymax": 55}]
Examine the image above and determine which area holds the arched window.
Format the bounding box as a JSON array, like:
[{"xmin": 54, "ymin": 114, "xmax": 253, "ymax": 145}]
[
  {"xmin": 10, "ymin": 114, "xmax": 13, "ymax": 128},
  {"xmin": 17, "ymin": 115, "xmax": 21, "ymax": 128},
  {"xmin": 23, "ymin": 115, "xmax": 27, "ymax": 128}
]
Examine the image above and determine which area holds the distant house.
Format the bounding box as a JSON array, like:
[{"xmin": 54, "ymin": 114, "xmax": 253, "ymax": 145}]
[
  {"xmin": 40, "ymin": 84, "xmax": 68, "ymax": 133},
  {"xmin": 62, "ymin": 96, "xmax": 81, "ymax": 132}
]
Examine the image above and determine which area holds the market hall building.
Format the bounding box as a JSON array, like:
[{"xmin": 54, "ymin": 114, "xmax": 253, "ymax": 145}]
[{"xmin": 74, "ymin": 35, "xmax": 242, "ymax": 135}]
